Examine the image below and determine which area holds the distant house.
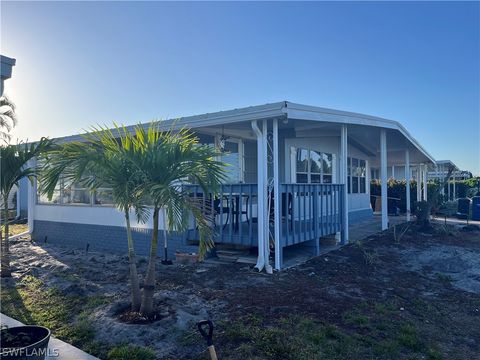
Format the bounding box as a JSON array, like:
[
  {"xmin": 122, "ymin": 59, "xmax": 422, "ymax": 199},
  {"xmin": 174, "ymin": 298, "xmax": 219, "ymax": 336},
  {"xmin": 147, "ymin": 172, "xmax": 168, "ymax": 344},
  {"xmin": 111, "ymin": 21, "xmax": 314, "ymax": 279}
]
[
  {"xmin": 22, "ymin": 102, "xmax": 436, "ymax": 270},
  {"xmin": 0, "ymin": 54, "xmax": 16, "ymax": 96},
  {"xmin": 427, "ymin": 160, "xmax": 472, "ymax": 201}
]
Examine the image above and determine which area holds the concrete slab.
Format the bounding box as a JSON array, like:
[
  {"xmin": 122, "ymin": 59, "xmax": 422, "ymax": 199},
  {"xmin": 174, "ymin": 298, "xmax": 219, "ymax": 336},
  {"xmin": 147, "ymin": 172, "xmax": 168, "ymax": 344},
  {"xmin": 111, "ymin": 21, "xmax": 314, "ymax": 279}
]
[{"xmin": 0, "ymin": 313, "xmax": 99, "ymax": 360}]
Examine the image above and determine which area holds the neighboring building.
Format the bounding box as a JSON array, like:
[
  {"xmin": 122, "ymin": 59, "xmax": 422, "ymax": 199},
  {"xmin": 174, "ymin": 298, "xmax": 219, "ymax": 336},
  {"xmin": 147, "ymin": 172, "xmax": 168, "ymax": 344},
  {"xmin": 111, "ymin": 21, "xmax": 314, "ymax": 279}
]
[
  {"xmin": 23, "ymin": 102, "xmax": 435, "ymax": 270},
  {"xmin": 427, "ymin": 160, "xmax": 473, "ymax": 201},
  {"xmin": 1, "ymin": 55, "xmax": 16, "ymax": 96}
]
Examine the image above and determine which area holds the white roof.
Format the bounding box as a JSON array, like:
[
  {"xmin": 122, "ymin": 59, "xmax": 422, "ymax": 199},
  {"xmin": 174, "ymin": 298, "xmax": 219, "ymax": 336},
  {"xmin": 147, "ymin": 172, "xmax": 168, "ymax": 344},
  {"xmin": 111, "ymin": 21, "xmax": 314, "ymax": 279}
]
[{"xmin": 52, "ymin": 101, "xmax": 436, "ymax": 164}]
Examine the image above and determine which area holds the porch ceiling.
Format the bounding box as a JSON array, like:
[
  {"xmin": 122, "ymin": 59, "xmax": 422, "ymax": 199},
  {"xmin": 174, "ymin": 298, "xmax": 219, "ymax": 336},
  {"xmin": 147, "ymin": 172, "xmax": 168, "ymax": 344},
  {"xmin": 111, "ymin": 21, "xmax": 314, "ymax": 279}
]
[{"xmin": 196, "ymin": 118, "xmax": 434, "ymax": 168}]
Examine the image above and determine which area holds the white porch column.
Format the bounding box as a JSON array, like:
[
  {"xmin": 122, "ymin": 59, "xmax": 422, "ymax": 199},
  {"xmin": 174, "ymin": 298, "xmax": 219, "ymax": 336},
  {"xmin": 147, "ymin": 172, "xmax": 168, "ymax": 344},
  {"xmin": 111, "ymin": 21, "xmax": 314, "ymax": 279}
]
[
  {"xmin": 416, "ymin": 165, "xmax": 422, "ymax": 201},
  {"xmin": 262, "ymin": 120, "xmax": 272, "ymax": 274},
  {"xmin": 251, "ymin": 120, "xmax": 267, "ymax": 272},
  {"xmin": 453, "ymin": 176, "xmax": 456, "ymax": 201},
  {"xmin": 273, "ymin": 119, "xmax": 281, "ymax": 270},
  {"xmin": 448, "ymin": 177, "xmax": 451, "ymax": 201},
  {"xmin": 423, "ymin": 164, "xmax": 428, "ymax": 202},
  {"xmin": 340, "ymin": 125, "xmax": 349, "ymax": 243},
  {"xmin": 392, "ymin": 165, "xmax": 395, "ymax": 179},
  {"xmin": 380, "ymin": 129, "xmax": 388, "ymax": 230},
  {"xmin": 405, "ymin": 149, "xmax": 411, "ymax": 221}
]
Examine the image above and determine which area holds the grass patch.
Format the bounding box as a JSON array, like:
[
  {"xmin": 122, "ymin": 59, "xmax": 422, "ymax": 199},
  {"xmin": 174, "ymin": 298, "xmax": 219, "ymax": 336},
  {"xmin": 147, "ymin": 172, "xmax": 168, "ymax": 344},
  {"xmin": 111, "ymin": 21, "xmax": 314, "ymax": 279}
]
[
  {"xmin": 107, "ymin": 345, "xmax": 156, "ymax": 360},
  {"xmin": 343, "ymin": 312, "xmax": 370, "ymax": 327},
  {"xmin": 1, "ymin": 275, "xmax": 110, "ymax": 358},
  {"xmin": 6, "ymin": 223, "xmax": 28, "ymax": 236},
  {"xmin": 398, "ymin": 323, "xmax": 423, "ymax": 351},
  {"xmin": 436, "ymin": 273, "xmax": 453, "ymax": 284}
]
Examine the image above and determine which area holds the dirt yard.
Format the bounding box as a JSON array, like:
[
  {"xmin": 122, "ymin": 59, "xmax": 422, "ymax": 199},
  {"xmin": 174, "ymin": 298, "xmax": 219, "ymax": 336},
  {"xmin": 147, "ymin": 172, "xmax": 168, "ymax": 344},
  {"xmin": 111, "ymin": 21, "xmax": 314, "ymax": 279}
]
[{"xmin": 1, "ymin": 221, "xmax": 479, "ymax": 360}]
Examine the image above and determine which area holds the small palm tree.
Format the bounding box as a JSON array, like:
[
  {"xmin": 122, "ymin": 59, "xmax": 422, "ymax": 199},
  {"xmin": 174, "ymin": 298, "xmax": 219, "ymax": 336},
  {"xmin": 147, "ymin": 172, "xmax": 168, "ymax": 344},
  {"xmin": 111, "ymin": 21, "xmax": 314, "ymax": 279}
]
[
  {"xmin": 1, "ymin": 138, "xmax": 52, "ymax": 277},
  {"xmin": 130, "ymin": 124, "xmax": 225, "ymax": 317},
  {"xmin": 0, "ymin": 96, "xmax": 17, "ymax": 143},
  {"xmin": 40, "ymin": 126, "xmax": 147, "ymax": 310}
]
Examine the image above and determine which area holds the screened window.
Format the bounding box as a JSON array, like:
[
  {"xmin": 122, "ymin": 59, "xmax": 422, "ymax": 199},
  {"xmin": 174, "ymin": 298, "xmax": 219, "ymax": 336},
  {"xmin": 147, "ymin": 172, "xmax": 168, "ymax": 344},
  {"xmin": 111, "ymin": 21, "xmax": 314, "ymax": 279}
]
[
  {"xmin": 348, "ymin": 157, "xmax": 367, "ymax": 194},
  {"xmin": 37, "ymin": 176, "xmax": 116, "ymax": 206},
  {"xmin": 62, "ymin": 180, "xmax": 90, "ymax": 205},
  {"xmin": 295, "ymin": 148, "xmax": 333, "ymax": 184},
  {"xmin": 93, "ymin": 188, "xmax": 115, "ymax": 205}
]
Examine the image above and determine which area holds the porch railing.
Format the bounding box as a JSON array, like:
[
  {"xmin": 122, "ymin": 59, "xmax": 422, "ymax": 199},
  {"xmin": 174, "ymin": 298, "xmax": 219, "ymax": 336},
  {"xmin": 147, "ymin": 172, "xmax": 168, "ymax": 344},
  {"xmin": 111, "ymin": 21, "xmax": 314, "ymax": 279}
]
[
  {"xmin": 279, "ymin": 184, "xmax": 344, "ymax": 246},
  {"xmin": 182, "ymin": 182, "xmax": 344, "ymax": 248},
  {"xmin": 183, "ymin": 183, "xmax": 258, "ymax": 246}
]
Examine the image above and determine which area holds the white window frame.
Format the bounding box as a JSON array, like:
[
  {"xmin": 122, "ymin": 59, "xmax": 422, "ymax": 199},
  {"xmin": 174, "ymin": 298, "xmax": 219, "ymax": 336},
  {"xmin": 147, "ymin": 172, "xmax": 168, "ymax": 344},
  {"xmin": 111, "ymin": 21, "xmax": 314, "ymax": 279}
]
[
  {"xmin": 348, "ymin": 157, "xmax": 368, "ymax": 194},
  {"xmin": 216, "ymin": 136, "xmax": 244, "ymax": 183},
  {"xmin": 291, "ymin": 147, "xmax": 336, "ymax": 184}
]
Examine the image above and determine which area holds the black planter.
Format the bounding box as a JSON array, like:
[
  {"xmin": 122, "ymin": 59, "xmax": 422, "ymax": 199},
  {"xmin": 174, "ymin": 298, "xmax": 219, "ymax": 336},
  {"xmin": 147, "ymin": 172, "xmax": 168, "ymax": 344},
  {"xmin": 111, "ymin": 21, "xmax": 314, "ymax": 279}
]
[{"xmin": 1, "ymin": 326, "xmax": 51, "ymax": 360}]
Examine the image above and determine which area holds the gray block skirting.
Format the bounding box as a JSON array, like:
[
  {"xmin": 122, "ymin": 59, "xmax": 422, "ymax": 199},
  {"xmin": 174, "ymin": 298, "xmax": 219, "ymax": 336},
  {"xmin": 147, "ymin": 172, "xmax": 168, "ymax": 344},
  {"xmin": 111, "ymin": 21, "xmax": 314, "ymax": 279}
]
[{"xmin": 33, "ymin": 220, "xmax": 198, "ymax": 258}]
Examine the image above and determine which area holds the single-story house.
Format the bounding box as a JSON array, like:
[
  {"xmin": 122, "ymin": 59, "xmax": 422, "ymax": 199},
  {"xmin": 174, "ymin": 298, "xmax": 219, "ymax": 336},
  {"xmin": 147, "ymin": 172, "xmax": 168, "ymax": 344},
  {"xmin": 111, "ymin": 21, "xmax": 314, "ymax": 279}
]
[
  {"xmin": 427, "ymin": 160, "xmax": 472, "ymax": 201},
  {"xmin": 22, "ymin": 101, "xmax": 436, "ymax": 271}
]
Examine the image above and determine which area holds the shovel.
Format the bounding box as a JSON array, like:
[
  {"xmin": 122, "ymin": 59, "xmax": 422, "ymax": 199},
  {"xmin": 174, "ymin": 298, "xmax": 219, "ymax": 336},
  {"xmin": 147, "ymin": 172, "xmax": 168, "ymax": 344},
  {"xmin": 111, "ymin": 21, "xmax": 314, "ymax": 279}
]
[{"xmin": 197, "ymin": 320, "xmax": 217, "ymax": 360}]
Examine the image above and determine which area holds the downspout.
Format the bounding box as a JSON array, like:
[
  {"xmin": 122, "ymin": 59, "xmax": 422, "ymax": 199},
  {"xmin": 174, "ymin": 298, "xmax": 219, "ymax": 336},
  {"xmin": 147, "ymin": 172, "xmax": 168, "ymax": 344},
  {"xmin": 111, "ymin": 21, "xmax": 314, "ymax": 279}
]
[
  {"xmin": 15, "ymin": 183, "xmax": 21, "ymax": 220},
  {"xmin": 251, "ymin": 120, "xmax": 265, "ymax": 272},
  {"xmin": 27, "ymin": 158, "xmax": 37, "ymax": 235}
]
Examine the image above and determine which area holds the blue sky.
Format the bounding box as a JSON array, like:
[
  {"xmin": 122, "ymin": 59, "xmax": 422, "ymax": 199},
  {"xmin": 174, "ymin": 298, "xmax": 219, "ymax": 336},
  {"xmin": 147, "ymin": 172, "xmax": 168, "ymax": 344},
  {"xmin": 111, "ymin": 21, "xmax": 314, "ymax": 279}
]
[{"xmin": 2, "ymin": 1, "xmax": 479, "ymax": 174}]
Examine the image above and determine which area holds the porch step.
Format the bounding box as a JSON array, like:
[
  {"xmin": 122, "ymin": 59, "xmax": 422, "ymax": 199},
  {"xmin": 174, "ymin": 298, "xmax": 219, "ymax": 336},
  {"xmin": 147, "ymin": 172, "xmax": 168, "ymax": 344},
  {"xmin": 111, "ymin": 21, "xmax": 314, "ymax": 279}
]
[{"xmin": 216, "ymin": 249, "xmax": 250, "ymax": 263}]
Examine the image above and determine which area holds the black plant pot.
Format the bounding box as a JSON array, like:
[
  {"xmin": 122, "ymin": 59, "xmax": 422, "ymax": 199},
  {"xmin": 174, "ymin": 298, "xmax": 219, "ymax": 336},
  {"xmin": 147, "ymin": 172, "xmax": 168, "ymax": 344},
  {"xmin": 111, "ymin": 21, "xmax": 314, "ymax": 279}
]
[{"xmin": 1, "ymin": 326, "xmax": 51, "ymax": 360}]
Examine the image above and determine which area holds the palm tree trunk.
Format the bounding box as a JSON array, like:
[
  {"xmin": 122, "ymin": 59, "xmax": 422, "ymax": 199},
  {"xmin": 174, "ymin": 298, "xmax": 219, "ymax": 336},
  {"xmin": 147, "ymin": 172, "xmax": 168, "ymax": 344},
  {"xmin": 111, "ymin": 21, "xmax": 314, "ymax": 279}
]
[
  {"xmin": 1, "ymin": 197, "xmax": 12, "ymax": 277},
  {"xmin": 125, "ymin": 210, "xmax": 141, "ymax": 311},
  {"xmin": 140, "ymin": 206, "xmax": 160, "ymax": 317}
]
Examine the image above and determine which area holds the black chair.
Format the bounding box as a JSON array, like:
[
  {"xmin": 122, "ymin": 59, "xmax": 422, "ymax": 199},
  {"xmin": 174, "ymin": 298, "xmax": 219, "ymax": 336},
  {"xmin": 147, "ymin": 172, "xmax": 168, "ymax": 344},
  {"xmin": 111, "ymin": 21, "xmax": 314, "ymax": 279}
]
[
  {"xmin": 213, "ymin": 196, "xmax": 231, "ymax": 229},
  {"xmin": 232, "ymin": 195, "xmax": 250, "ymax": 232},
  {"xmin": 188, "ymin": 192, "xmax": 231, "ymax": 229}
]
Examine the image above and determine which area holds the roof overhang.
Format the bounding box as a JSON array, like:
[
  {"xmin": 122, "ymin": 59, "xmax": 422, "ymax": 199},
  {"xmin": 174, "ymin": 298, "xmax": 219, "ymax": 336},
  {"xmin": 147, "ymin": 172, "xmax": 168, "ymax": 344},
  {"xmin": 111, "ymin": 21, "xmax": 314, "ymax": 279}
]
[{"xmin": 48, "ymin": 101, "xmax": 436, "ymax": 166}]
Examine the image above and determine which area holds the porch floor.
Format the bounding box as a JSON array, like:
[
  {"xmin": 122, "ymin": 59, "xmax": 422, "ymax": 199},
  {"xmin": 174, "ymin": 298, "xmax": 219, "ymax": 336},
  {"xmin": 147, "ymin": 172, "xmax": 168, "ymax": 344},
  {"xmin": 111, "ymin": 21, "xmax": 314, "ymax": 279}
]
[
  {"xmin": 209, "ymin": 214, "xmax": 409, "ymax": 269},
  {"xmin": 349, "ymin": 214, "xmax": 407, "ymax": 243}
]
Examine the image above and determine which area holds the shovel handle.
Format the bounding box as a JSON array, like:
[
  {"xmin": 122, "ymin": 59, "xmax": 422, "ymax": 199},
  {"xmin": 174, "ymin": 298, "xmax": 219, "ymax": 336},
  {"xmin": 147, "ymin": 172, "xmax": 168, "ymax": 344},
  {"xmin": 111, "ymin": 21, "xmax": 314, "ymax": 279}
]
[{"xmin": 208, "ymin": 345, "xmax": 218, "ymax": 360}]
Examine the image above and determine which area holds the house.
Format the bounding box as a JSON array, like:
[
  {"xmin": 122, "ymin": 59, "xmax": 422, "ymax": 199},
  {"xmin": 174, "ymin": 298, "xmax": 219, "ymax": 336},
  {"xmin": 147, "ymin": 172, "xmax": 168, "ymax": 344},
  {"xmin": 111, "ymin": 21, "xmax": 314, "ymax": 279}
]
[
  {"xmin": 23, "ymin": 102, "xmax": 436, "ymax": 271},
  {"xmin": 0, "ymin": 54, "xmax": 16, "ymax": 96},
  {"xmin": 427, "ymin": 160, "xmax": 472, "ymax": 201}
]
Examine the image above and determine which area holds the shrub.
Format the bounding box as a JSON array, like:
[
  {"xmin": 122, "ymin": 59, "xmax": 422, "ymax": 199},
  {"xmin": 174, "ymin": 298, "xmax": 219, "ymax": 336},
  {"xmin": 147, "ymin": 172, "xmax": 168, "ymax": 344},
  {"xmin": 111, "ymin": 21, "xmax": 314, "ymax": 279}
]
[{"xmin": 370, "ymin": 179, "xmax": 440, "ymax": 214}]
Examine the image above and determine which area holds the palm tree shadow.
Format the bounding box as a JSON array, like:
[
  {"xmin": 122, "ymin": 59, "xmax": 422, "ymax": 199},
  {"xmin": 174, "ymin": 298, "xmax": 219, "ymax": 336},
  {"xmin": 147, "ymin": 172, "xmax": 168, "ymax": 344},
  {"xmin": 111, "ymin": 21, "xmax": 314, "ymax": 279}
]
[{"xmin": 1, "ymin": 278, "xmax": 35, "ymax": 325}]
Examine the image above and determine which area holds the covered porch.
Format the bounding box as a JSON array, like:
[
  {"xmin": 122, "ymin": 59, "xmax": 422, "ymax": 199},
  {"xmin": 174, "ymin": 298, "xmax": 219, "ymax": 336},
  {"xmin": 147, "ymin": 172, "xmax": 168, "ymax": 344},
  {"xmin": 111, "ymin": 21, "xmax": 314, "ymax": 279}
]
[{"xmin": 177, "ymin": 102, "xmax": 435, "ymax": 271}]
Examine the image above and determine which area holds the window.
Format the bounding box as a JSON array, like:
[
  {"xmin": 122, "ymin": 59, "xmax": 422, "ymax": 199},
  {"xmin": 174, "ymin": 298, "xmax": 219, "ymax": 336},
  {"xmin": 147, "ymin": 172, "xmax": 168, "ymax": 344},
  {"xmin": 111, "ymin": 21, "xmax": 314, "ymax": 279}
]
[
  {"xmin": 220, "ymin": 139, "xmax": 244, "ymax": 183},
  {"xmin": 62, "ymin": 180, "xmax": 90, "ymax": 205},
  {"xmin": 295, "ymin": 148, "xmax": 333, "ymax": 184},
  {"xmin": 37, "ymin": 176, "xmax": 116, "ymax": 206},
  {"xmin": 348, "ymin": 157, "xmax": 367, "ymax": 194},
  {"xmin": 93, "ymin": 188, "xmax": 115, "ymax": 205}
]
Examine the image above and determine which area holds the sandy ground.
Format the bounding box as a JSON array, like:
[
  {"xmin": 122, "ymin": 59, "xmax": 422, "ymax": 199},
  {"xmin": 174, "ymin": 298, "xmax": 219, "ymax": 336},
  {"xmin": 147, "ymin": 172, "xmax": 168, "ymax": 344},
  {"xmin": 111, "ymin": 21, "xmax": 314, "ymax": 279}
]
[{"xmin": 2, "ymin": 221, "xmax": 480, "ymax": 359}]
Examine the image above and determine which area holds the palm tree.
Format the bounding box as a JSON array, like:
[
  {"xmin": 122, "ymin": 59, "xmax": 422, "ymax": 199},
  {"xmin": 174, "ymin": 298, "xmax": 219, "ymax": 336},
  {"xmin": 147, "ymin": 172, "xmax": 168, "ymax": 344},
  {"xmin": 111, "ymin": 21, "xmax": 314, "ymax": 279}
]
[
  {"xmin": 0, "ymin": 96, "xmax": 17, "ymax": 143},
  {"xmin": 40, "ymin": 126, "xmax": 147, "ymax": 310},
  {"xmin": 1, "ymin": 138, "xmax": 52, "ymax": 277},
  {"xmin": 130, "ymin": 124, "xmax": 225, "ymax": 317}
]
